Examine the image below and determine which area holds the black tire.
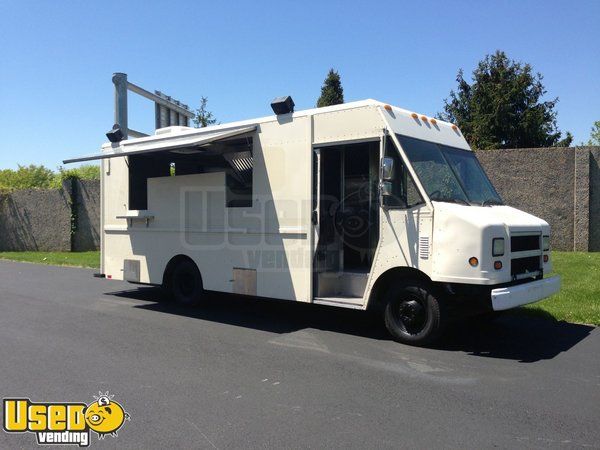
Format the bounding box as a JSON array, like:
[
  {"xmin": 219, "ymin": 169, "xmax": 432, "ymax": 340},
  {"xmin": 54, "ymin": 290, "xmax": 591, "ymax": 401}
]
[
  {"xmin": 383, "ymin": 280, "xmax": 444, "ymax": 346},
  {"xmin": 168, "ymin": 259, "xmax": 204, "ymax": 306}
]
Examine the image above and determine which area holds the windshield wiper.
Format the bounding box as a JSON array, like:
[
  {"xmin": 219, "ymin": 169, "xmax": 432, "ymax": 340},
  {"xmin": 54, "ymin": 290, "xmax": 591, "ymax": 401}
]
[{"xmin": 481, "ymin": 199, "xmax": 503, "ymax": 206}]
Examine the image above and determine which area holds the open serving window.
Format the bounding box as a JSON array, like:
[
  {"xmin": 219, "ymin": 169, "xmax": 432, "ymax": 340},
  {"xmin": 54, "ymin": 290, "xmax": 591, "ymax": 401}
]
[{"xmin": 64, "ymin": 125, "xmax": 256, "ymax": 210}]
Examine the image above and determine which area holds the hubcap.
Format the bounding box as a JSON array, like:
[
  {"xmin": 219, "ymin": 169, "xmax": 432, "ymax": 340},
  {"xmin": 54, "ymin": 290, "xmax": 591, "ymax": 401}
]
[{"xmin": 395, "ymin": 297, "xmax": 427, "ymax": 335}]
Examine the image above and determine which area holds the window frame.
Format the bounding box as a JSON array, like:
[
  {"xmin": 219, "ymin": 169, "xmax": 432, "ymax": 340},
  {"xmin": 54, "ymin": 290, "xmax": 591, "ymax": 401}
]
[{"xmin": 381, "ymin": 134, "xmax": 426, "ymax": 211}]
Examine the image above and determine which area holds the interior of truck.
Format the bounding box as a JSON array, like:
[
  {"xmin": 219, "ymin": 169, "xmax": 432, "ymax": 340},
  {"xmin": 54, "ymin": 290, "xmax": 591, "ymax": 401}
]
[
  {"xmin": 313, "ymin": 141, "xmax": 380, "ymax": 303},
  {"xmin": 127, "ymin": 135, "xmax": 254, "ymax": 210}
]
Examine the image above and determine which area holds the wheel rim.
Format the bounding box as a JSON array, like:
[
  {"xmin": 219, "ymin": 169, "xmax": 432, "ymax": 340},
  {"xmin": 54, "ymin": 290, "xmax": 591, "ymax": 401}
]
[{"xmin": 393, "ymin": 295, "xmax": 427, "ymax": 335}]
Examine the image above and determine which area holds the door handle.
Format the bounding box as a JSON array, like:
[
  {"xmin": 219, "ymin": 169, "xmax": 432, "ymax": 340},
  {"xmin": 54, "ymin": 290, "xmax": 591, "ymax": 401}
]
[{"xmin": 311, "ymin": 210, "xmax": 318, "ymax": 225}]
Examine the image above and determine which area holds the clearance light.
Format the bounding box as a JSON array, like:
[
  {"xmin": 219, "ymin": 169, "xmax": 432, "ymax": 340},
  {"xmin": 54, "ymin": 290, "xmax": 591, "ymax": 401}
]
[
  {"xmin": 494, "ymin": 261, "xmax": 503, "ymax": 270},
  {"xmin": 430, "ymin": 118, "xmax": 437, "ymax": 125},
  {"xmin": 421, "ymin": 115, "xmax": 428, "ymax": 122},
  {"xmin": 469, "ymin": 257, "xmax": 479, "ymax": 267},
  {"xmin": 543, "ymin": 254, "xmax": 549, "ymax": 263},
  {"xmin": 411, "ymin": 113, "xmax": 419, "ymax": 119},
  {"xmin": 452, "ymin": 124, "xmax": 458, "ymax": 131},
  {"xmin": 384, "ymin": 104, "xmax": 392, "ymax": 111}
]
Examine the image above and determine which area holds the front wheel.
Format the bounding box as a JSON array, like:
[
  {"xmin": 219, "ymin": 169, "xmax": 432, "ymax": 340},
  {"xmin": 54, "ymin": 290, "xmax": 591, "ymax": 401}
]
[{"xmin": 383, "ymin": 280, "xmax": 444, "ymax": 346}]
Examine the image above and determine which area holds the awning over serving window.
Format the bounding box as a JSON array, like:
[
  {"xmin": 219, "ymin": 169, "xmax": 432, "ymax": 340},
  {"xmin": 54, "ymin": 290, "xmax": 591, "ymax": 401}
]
[{"xmin": 63, "ymin": 125, "xmax": 257, "ymax": 164}]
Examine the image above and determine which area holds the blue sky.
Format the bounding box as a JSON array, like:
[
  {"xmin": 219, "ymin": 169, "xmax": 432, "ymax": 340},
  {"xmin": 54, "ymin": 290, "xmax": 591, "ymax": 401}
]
[{"xmin": 0, "ymin": 0, "xmax": 598, "ymax": 169}]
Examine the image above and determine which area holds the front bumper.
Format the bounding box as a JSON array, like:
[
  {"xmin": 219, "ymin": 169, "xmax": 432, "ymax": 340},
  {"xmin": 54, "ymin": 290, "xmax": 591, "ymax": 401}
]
[{"xmin": 491, "ymin": 276, "xmax": 561, "ymax": 311}]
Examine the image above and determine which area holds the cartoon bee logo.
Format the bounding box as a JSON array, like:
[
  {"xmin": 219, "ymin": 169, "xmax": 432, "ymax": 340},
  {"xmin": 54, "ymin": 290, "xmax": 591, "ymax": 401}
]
[{"xmin": 84, "ymin": 392, "xmax": 130, "ymax": 439}]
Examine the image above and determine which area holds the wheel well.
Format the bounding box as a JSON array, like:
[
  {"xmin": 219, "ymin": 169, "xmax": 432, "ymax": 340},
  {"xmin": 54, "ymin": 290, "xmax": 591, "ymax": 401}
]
[
  {"xmin": 367, "ymin": 267, "xmax": 432, "ymax": 312},
  {"xmin": 162, "ymin": 254, "xmax": 201, "ymax": 288}
]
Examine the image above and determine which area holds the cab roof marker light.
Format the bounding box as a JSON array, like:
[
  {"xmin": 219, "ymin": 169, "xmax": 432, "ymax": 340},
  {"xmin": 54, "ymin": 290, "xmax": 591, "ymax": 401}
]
[
  {"xmin": 421, "ymin": 115, "xmax": 428, "ymax": 122},
  {"xmin": 411, "ymin": 113, "xmax": 419, "ymax": 119},
  {"xmin": 383, "ymin": 104, "xmax": 392, "ymax": 111},
  {"xmin": 430, "ymin": 118, "xmax": 437, "ymax": 125}
]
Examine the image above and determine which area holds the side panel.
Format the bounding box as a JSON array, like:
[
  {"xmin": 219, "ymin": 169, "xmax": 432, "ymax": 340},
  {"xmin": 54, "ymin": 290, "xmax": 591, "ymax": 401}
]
[
  {"xmin": 364, "ymin": 206, "xmax": 433, "ymax": 306},
  {"xmin": 102, "ymin": 106, "xmax": 390, "ymax": 304},
  {"xmin": 253, "ymin": 118, "xmax": 312, "ymax": 301},
  {"xmin": 103, "ymin": 156, "xmax": 134, "ymax": 280},
  {"xmin": 313, "ymin": 105, "xmax": 384, "ymax": 145},
  {"xmin": 102, "ymin": 118, "xmax": 314, "ymax": 303}
]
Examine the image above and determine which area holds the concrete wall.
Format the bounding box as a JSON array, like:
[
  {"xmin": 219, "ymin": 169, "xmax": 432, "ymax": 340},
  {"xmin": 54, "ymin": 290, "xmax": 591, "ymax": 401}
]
[
  {"xmin": 0, "ymin": 145, "xmax": 598, "ymax": 252},
  {"xmin": 476, "ymin": 146, "xmax": 598, "ymax": 251},
  {"xmin": 590, "ymin": 148, "xmax": 600, "ymax": 251},
  {"xmin": 0, "ymin": 182, "xmax": 72, "ymax": 251},
  {"xmin": 0, "ymin": 179, "xmax": 100, "ymax": 252},
  {"xmin": 72, "ymin": 179, "xmax": 101, "ymax": 251},
  {"xmin": 476, "ymin": 147, "xmax": 575, "ymax": 251}
]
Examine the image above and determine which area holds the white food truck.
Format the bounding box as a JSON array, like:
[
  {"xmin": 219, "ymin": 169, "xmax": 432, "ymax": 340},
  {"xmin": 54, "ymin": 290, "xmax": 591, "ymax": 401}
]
[{"xmin": 65, "ymin": 99, "xmax": 560, "ymax": 345}]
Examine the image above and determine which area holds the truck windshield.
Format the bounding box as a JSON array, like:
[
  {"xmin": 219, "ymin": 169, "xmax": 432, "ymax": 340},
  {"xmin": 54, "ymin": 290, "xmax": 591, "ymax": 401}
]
[{"xmin": 397, "ymin": 135, "xmax": 503, "ymax": 206}]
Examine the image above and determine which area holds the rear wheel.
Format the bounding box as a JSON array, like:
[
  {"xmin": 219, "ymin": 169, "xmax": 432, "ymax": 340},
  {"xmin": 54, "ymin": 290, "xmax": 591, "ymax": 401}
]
[
  {"xmin": 168, "ymin": 259, "xmax": 204, "ymax": 305},
  {"xmin": 383, "ymin": 280, "xmax": 444, "ymax": 346}
]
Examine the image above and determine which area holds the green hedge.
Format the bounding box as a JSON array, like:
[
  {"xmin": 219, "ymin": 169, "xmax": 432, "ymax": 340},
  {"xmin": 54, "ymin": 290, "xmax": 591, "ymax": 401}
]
[{"xmin": 0, "ymin": 164, "xmax": 99, "ymax": 192}]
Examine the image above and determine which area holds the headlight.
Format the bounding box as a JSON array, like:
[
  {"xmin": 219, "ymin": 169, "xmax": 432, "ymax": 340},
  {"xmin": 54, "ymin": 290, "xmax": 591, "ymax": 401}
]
[
  {"xmin": 543, "ymin": 235, "xmax": 550, "ymax": 251},
  {"xmin": 492, "ymin": 238, "xmax": 505, "ymax": 256}
]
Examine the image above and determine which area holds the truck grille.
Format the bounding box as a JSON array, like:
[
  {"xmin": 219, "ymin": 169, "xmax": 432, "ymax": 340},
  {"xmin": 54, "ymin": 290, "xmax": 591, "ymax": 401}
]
[
  {"xmin": 511, "ymin": 235, "xmax": 540, "ymax": 252},
  {"xmin": 511, "ymin": 256, "xmax": 541, "ymax": 278}
]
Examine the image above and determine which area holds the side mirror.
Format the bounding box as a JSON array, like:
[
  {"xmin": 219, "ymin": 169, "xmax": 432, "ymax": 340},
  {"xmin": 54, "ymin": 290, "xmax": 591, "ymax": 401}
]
[
  {"xmin": 380, "ymin": 181, "xmax": 393, "ymax": 196},
  {"xmin": 381, "ymin": 157, "xmax": 394, "ymax": 180}
]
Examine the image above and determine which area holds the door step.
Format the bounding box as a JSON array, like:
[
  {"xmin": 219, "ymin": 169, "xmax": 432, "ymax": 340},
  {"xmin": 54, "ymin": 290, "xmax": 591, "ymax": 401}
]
[
  {"xmin": 313, "ymin": 296, "xmax": 364, "ymax": 309},
  {"xmin": 316, "ymin": 271, "xmax": 368, "ymax": 297}
]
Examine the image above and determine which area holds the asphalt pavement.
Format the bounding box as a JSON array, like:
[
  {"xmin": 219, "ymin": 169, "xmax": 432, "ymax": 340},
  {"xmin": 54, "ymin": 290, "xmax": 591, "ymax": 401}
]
[{"xmin": 0, "ymin": 260, "xmax": 598, "ymax": 449}]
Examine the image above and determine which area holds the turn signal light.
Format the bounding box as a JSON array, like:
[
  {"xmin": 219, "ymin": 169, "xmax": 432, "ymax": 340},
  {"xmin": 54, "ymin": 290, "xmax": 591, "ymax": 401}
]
[
  {"xmin": 543, "ymin": 254, "xmax": 549, "ymax": 263},
  {"xmin": 468, "ymin": 257, "xmax": 479, "ymax": 267},
  {"xmin": 494, "ymin": 261, "xmax": 503, "ymax": 270}
]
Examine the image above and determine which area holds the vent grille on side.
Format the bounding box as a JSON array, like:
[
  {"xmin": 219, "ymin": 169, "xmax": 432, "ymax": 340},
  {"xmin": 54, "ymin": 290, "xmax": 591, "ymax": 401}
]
[
  {"xmin": 419, "ymin": 236, "xmax": 430, "ymax": 260},
  {"xmin": 224, "ymin": 150, "xmax": 253, "ymax": 186}
]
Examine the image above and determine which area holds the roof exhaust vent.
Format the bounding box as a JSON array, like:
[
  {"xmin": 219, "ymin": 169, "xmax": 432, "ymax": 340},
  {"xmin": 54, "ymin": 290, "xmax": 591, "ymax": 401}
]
[{"xmin": 270, "ymin": 96, "xmax": 295, "ymax": 115}]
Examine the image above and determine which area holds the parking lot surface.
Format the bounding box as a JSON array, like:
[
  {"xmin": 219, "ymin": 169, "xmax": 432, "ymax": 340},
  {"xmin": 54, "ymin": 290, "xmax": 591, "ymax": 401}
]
[{"xmin": 0, "ymin": 261, "xmax": 598, "ymax": 448}]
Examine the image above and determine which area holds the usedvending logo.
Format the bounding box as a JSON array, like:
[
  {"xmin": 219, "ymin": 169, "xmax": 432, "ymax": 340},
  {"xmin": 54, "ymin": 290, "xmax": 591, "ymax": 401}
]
[{"xmin": 3, "ymin": 392, "xmax": 130, "ymax": 446}]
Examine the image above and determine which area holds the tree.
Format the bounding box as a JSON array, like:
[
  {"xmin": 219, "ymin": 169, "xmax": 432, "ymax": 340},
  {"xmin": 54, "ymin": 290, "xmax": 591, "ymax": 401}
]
[
  {"xmin": 317, "ymin": 69, "xmax": 344, "ymax": 107},
  {"xmin": 439, "ymin": 51, "xmax": 572, "ymax": 149},
  {"xmin": 193, "ymin": 96, "xmax": 217, "ymax": 128},
  {"xmin": 0, "ymin": 165, "xmax": 55, "ymax": 190},
  {"xmin": 54, "ymin": 165, "xmax": 100, "ymax": 187},
  {"xmin": 585, "ymin": 121, "xmax": 600, "ymax": 146},
  {"xmin": 0, "ymin": 164, "xmax": 100, "ymax": 191}
]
